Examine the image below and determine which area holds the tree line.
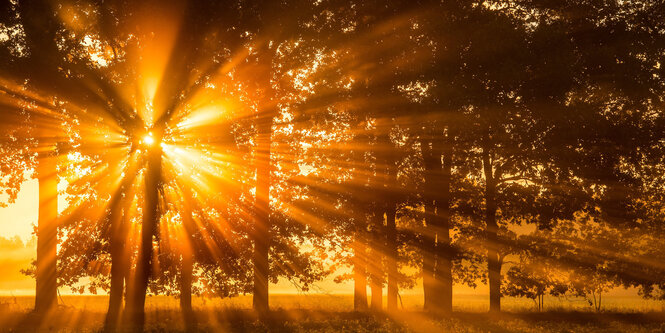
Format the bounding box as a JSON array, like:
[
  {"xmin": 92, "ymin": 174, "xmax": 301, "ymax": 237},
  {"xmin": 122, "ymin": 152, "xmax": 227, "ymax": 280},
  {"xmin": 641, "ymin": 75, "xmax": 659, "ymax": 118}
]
[{"xmin": 0, "ymin": 0, "xmax": 664, "ymax": 331}]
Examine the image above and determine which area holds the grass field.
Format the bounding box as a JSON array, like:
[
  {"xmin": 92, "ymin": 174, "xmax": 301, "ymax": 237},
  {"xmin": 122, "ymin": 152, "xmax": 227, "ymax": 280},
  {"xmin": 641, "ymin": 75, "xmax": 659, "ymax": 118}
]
[{"xmin": 1, "ymin": 295, "xmax": 665, "ymax": 332}]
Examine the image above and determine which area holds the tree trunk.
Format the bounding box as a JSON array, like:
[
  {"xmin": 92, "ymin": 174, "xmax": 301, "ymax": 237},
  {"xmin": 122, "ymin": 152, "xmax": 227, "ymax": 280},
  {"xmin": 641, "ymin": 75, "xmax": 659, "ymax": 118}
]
[
  {"xmin": 18, "ymin": 0, "xmax": 60, "ymax": 314},
  {"xmin": 482, "ymin": 133, "xmax": 501, "ymax": 314},
  {"xmin": 353, "ymin": 237, "xmax": 368, "ymax": 311},
  {"xmin": 386, "ymin": 201, "xmax": 398, "ymax": 311},
  {"xmin": 180, "ymin": 251, "xmax": 194, "ymax": 331},
  {"xmin": 253, "ymin": 114, "xmax": 272, "ymax": 315},
  {"xmin": 435, "ymin": 135, "xmax": 453, "ymax": 313},
  {"xmin": 539, "ymin": 294, "xmax": 544, "ymax": 312},
  {"xmin": 104, "ymin": 169, "xmax": 134, "ymax": 332},
  {"xmin": 104, "ymin": 228, "xmax": 127, "ymax": 332},
  {"xmin": 180, "ymin": 187, "xmax": 196, "ymax": 331},
  {"xmin": 421, "ymin": 139, "xmax": 442, "ymax": 311},
  {"xmin": 127, "ymin": 140, "xmax": 162, "ymax": 330},
  {"xmin": 487, "ymin": 253, "xmax": 501, "ymax": 313},
  {"xmin": 369, "ymin": 273, "xmax": 382, "ymax": 311},
  {"xmin": 35, "ymin": 154, "xmax": 58, "ymax": 313},
  {"xmin": 104, "ymin": 205, "xmax": 128, "ymax": 332},
  {"xmin": 422, "ymin": 226, "xmax": 436, "ymax": 311},
  {"xmin": 368, "ymin": 208, "xmax": 384, "ymax": 311}
]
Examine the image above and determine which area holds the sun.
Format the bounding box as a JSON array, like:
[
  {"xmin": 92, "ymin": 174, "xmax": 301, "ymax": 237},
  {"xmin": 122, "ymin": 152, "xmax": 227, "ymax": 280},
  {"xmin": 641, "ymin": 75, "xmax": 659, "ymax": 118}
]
[{"xmin": 143, "ymin": 133, "xmax": 155, "ymax": 146}]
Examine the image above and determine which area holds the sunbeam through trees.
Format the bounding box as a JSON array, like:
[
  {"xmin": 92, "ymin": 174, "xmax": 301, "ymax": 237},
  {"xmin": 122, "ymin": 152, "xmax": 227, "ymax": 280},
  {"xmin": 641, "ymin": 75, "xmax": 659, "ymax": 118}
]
[{"xmin": 1, "ymin": 0, "xmax": 665, "ymax": 332}]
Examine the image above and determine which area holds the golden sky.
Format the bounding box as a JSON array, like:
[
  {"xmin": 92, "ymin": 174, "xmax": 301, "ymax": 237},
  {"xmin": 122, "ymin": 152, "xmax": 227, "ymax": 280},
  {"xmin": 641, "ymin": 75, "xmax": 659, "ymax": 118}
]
[
  {"xmin": 0, "ymin": 179, "xmax": 39, "ymax": 242},
  {"xmin": 0, "ymin": 179, "xmax": 38, "ymax": 295}
]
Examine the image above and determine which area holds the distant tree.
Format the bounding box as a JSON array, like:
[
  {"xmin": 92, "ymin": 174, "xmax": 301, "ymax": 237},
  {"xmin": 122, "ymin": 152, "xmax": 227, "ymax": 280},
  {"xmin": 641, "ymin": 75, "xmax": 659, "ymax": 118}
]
[{"xmin": 504, "ymin": 234, "xmax": 570, "ymax": 311}]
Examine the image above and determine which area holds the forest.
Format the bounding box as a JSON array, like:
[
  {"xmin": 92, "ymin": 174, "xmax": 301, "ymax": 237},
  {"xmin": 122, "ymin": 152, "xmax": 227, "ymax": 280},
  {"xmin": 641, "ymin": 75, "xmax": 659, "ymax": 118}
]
[{"xmin": 0, "ymin": 0, "xmax": 664, "ymax": 332}]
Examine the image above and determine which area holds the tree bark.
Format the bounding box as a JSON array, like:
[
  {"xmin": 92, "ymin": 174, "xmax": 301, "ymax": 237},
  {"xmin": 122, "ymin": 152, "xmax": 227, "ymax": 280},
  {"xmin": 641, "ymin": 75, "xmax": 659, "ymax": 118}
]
[
  {"xmin": 253, "ymin": 114, "xmax": 272, "ymax": 315},
  {"xmin": 19, "ymin": 0, "xmax": 60, "ymax": 315},
  {"xmin": 482, "ymin": 132, "xmax": 501, "ymax": 314},
  {"xmin": 369, "ymin": 269, "xmax": 383, "ymax": 311},
  {"xmin": 104, "ymin": 202, "xmax": 129, "ymax": 332},
  {"xmin": 104, "ymin": 255, "xmax": 124, "ymax": 332},
  {"xmin": 104, "ymin": 228, "xmax": 127, "ymax": 331},
  {"xmin": 127, "ymin": 140, "xmax": 162, "ymax": 330},
  {"xmin": 386, "ymin": 201, "xmax": 398, "ymax": 311},
  {"xmin": 180, "ymin": 186, "xmax": 196, "ymax": 331},
  {"xmin": 368, "ymin": 207, "xmax": 384, "ymax": 311},
  {"xmin": 104, "ymin": 168, "xmax": 135, "ymax": 332},
  {"xmin": 435, "ymin": 134, "xmax": 453, "ymax": 313},
  {"xmin": 422, "ymin": 223, "xmax": 436, "ymax": 311},
  {"xmin": 35, "ymin": 153, "xmax": 58, "ymax": 313},
  {"xmin": 353, "ymin": 235, "xmax": 368, "ymax": 311},
  {"xmin": 180, "ymin": 250, "xmax": 194, "ymax": 331},
  {"xmin": 421, "ymin": 139, "xmax": 442, "ymax": 311}
]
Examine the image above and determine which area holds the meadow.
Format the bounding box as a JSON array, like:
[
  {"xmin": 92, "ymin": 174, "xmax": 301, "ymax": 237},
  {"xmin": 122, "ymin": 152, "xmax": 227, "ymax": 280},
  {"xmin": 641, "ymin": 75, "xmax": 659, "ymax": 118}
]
[{"xmin": 2, "ymin": 294, "xmax": 665, "ymax": 332}]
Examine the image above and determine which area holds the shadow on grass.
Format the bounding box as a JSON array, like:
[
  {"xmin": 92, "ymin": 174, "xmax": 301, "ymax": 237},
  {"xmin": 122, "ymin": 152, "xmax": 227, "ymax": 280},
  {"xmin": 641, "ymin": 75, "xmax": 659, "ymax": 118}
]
[
  {"xmin": 3, "ymin": 306, "xmax": 105, "ymax": 332},
  {"xmin": 2, "ymin": 308, "xmax": 665, "ymax": 332}
]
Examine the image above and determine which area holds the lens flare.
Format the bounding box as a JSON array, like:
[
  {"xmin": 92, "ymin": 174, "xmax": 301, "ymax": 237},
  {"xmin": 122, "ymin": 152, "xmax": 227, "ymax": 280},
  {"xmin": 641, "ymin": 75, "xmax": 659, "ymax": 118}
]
[{"xmin": 143, "ymin": 133, "xmax": 155, "ymax": 146}]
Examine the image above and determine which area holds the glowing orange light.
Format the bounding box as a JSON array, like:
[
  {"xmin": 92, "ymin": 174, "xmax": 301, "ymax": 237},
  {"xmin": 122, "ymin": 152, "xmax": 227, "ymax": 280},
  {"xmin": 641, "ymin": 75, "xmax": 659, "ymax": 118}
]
[{"xmin": 143, "ymin": 133, "xmax": 155, "ymax": 146}]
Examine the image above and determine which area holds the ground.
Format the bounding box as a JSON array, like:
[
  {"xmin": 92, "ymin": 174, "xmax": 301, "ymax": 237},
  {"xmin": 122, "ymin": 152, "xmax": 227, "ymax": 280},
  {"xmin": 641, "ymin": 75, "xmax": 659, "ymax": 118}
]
[{"xmin": 1, "ymin": 295, "xmax": 664, "ymax": 332}]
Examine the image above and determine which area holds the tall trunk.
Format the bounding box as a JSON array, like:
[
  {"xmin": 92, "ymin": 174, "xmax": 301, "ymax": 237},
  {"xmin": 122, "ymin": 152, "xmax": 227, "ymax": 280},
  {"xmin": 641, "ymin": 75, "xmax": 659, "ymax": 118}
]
[
  {"xmin": 180, "ymin": 250, "xmax": 194, "ymax": 330},
  {"xmin": 35, "ymin": 153, "xmax": 58, "ymax": 313},
  {"xmin": 435, "ymin": 135, "xmax": 453, "ymax": 313},
  {"xmin": 386, "ymin": 201, "xmax": 398, "ymax": 311},
  {"xmin": 19, "ymin": 9, "xmax": 61, "ymax": 314},
  {"xmin": 180, "ymin": 187, "xmax": 196, "ymax": 330},
  {"xmin": 422, "ymin": 202, "xmax": 438, "ymax": 310},
  {"xmin": 252, "ymin": 44, "xmax": 275, "ymax": 316},
  {"xmin": 253, "ymin": 115, "xmax": 272, "ymax": 315},
  {"xmin": 353, "ymin": 234, "xmax": 368, "ymax": 311},
  {"xmin": 104, "ymin": 220, "xmax": 127, "ymax": 332},
  {"xmin": 422, "ymin": 139, "xmax": 442, "ymax": 311},
  {"xmin": 538, "ymin": 293, "xmax": 543, "ymax": 312},
  {"xmin": 368, "ymin": 208, "xmax": 383, "ymax": 311},
  {"xmin": 369, "ymin": 268, "xmax": 383, "ymax": 311},
  {"xmin": 353, "ymin": 219, "xmax": 367, "ymax": 311},
  {"xmin": 127, "ymin": 140, "xmax": 162, "ymax": 330},
  {"xmin": 104, "ymin": 205, "xmax": 128, "ymax": 332},
  {"xmin": 180, "ymin": 252, "xmax": 193, "ymax": 312},
  {"xmin": 482, "ymin": 133, "xmax": 501, "ymax": 314},
  {"xmin": 104, "ymin": 169, "xmax": 134, "ymax": 332},
  {"xmin": 105, "ymin": 252, "xmax": 124, "ymax": 331}
]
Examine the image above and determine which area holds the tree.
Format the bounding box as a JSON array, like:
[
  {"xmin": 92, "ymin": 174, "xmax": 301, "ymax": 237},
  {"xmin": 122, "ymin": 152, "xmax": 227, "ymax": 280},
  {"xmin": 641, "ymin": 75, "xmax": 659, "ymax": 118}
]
[{"xmin": 504, "ymin": 234, "xmax": 570, "ymax": 311}]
